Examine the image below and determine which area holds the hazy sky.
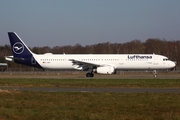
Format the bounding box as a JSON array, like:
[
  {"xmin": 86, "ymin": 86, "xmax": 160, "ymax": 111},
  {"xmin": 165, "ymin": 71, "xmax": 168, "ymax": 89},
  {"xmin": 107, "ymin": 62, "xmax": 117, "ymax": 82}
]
[{"xmin": 1, "ymin": 0, "xmax": 180, "ymax": 47}]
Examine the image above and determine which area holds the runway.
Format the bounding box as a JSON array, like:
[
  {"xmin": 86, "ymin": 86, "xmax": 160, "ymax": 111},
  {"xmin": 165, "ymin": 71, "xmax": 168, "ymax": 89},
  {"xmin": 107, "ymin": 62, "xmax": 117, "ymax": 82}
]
[{"xmin": 0, "ymin": 86, "xmax": 180, "ymax": 93}]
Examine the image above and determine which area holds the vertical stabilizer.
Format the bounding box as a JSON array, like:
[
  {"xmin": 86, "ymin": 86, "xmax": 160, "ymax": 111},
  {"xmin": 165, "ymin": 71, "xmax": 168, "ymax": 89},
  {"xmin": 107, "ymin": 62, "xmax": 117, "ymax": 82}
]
[
  {"xmin": 8, "ymin": 32, "xmax": 33, "ymax": 57},
  {"xmin": 7, "ymin": 32, "xmax": 42, "ymax": 69}
]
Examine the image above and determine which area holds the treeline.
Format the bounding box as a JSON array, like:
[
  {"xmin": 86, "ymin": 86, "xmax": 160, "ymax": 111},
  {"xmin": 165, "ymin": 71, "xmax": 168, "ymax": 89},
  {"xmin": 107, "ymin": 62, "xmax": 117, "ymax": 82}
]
[{"xmin": 0, "ymin": 38, "xmax": 180, "ymax": 69}]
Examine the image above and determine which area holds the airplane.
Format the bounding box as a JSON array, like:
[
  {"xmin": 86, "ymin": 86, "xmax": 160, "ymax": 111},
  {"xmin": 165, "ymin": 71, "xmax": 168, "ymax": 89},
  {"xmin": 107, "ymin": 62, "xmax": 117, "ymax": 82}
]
[{"xmin": 5, "ymin": 32, "xmax": 176, "ymax": 77}]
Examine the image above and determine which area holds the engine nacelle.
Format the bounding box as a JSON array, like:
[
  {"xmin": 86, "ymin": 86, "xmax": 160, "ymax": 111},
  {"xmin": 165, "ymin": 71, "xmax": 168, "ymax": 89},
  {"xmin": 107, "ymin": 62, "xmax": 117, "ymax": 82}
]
[{"xmin": 96, "ymin": 66, "xmax": 115, "ymax": 74}]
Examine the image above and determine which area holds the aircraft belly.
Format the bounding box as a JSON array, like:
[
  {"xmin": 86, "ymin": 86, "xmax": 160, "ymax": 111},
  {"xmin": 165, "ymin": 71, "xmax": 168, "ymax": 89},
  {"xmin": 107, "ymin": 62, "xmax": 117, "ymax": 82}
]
[
  {"xmin": 41, "ymin": 62, "xmax": 73, "ymax": 70},
  {"xmin": 117, "ymin": 61, "xmax": 151, "ymax": 70}
]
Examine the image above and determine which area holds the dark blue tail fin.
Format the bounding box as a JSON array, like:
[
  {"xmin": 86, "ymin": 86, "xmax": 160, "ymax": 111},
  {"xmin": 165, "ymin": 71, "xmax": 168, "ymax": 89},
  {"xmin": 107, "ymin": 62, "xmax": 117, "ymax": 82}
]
[
  {"xmin": 8, "ymin": 32, "xmax": 42, "ymax": 69},
  {"xmin": 8, "ymin": 32, "xmax": 33, "ymax": 57}
]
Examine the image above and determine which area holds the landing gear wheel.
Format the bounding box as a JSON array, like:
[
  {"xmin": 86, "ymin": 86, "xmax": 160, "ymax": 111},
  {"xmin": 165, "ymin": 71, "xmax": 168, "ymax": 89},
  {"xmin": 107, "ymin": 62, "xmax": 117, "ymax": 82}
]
[{"xmin": 86, "ymin": 73, "xmax": 94, "ymax": 77}]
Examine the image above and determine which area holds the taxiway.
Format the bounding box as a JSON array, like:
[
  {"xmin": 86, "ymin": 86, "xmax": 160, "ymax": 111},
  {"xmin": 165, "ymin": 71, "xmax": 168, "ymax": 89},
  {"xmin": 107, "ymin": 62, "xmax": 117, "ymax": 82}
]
[{"xmin": 0, "ymin": 86, "xmax": 179, "ymax": 93}]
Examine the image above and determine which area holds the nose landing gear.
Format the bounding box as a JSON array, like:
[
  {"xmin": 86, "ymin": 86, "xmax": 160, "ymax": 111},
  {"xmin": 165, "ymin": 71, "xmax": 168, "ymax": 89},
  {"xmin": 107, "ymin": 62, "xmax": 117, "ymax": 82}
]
[{"xmin": 153, "ymin": 70, "xmax": 157, "ymax": 78}]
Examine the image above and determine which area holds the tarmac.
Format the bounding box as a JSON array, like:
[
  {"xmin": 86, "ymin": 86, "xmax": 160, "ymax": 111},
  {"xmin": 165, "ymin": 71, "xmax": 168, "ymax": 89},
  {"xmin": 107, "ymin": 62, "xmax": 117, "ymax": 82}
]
[{"xmin": 0, "ymin": 86, "xmax": 180, "ymax": 93}]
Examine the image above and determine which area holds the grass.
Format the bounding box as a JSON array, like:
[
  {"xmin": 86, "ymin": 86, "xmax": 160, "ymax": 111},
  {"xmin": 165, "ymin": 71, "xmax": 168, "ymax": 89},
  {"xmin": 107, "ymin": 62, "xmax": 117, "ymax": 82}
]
[
  {"xmin": 0, "ymin": 78, "xmax": 180, "ymax": 88},
  {"xmin": 0, "ymin": 91, "xmax": 180, "ymax": 120},
  {"xmin": 0, "ymin": 74, "xmax": 180, "ymax": 119}
]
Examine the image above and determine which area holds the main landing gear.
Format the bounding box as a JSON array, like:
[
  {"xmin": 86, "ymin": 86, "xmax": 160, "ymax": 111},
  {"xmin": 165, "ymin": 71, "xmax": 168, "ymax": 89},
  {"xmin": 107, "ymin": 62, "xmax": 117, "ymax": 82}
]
[{"xmin": 86, "ymin": 72, "xmax": 94, "ymax": 77}]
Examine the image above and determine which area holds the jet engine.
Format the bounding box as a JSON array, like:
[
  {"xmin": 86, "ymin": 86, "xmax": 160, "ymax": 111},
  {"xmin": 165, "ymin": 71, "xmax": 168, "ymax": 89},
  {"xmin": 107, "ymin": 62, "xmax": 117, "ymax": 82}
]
[{"xmin": 96, "ymin": 66, "xmax": 115, "ymax": 74}]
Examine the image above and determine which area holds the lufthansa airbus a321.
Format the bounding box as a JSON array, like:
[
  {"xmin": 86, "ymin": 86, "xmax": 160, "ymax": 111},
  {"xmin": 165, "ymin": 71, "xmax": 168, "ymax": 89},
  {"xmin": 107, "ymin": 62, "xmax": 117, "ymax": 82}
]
[{"xmin": 5, "ymin": 32, "xmax": 176, "ymax": 77}]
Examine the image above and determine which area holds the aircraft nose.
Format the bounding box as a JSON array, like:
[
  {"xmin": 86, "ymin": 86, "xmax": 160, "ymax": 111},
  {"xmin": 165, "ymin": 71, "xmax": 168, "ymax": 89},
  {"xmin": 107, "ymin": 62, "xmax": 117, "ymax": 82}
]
[{"xmin": 170, "ymin": 61, "xmax": 176, "ymax": 68}]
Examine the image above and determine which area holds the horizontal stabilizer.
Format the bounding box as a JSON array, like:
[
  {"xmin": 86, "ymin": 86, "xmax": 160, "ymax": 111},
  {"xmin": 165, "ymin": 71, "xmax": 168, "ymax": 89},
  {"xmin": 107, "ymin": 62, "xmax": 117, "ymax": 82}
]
[{"xmin": 5, "ymin": 56, "xmax": 24, "ymax": 62}]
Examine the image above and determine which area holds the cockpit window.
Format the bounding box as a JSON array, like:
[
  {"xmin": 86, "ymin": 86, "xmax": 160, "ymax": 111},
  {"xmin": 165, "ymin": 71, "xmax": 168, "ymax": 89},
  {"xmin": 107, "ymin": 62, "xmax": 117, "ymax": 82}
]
[{"xmin": 163, "ymin": 58, "xmax": 169, "ymax": 61}]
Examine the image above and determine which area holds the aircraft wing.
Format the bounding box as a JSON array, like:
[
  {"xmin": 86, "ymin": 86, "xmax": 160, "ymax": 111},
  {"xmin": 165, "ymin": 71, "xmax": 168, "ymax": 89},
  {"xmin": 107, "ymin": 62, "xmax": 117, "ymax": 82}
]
[{"xmin": 69, "ymin": 59, "xmax": 100, "ymax": 70}]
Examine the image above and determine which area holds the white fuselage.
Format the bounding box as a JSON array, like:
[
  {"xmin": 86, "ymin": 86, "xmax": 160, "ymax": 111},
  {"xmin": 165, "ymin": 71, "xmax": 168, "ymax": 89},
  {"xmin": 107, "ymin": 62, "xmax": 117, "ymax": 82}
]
[{"xmin": 33, "ymin": 54, "xmax": 175, "ymax": 70}]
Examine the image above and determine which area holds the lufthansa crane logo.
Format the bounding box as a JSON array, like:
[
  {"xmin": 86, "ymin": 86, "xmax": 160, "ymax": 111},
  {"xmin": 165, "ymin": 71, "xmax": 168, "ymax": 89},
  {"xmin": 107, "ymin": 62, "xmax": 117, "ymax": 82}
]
[{"xmin": 13, "ymin": 42, "xmax": 24, "ymax": 54}]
